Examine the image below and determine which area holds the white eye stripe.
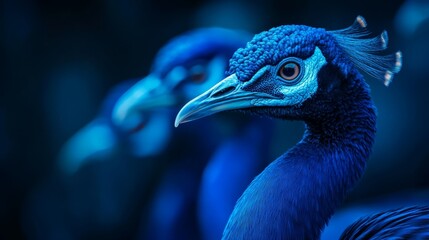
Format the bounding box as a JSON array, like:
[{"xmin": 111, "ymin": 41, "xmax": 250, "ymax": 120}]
[
  {"xmin": 237, "ymin": 47, "xmax": 327, "ymax": 108},
  {"xmin": 249, "ymin": 47, "xmax": 327, "ymax": 107}
]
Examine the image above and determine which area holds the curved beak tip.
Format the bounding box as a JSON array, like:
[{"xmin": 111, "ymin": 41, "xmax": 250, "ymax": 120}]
[
  {"xmin": 173, "ymin": 73, "xmax": 250, "ymax": 127},
  {"xmin": 174, "ymin": 109, "xmax": 188, "ymax": 128},
  {"xmin": 112, "ymin": 75, "xmax": 175, "ymax": 129},
  {"xmin": 174, "ymin": 118, "xmax": 181, "ymax": 128}
]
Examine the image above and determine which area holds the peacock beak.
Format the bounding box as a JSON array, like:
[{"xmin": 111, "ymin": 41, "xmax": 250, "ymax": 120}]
[
  {"xmin": 175, "ymin": 74, "xmax": 275, "ymax": 127},
  {"xmin": 112, "ymin": 74, "xmax": 177, "ymax": 132}
]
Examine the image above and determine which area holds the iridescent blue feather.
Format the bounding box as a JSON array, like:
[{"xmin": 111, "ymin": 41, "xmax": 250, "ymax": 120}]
[
  {"xmin": 330, "ymin": 16, "xmax": 402, "ymax": 86},
  {"xmin": 340, "ymin": 206, "xmax": 429, "ymax": 239}
]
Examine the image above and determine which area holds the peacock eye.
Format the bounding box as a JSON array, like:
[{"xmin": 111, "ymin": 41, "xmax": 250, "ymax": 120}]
[{"xmin": 278, "ymin": 62, "xmax": 300, "ymax": 81}]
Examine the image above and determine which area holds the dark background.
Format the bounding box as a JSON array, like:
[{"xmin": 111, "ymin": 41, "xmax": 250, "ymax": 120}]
[{"xmin": 2, "ymin": 0, "xmax": 429, "ymax": 239}]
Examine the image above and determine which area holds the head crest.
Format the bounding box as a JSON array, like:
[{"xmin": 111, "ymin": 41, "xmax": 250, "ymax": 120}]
[{"xmin": 330, "ymin": 16, "xmax": 402, "ymax": 86}]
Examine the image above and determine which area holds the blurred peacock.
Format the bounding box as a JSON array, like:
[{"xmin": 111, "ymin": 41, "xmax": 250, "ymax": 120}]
[
  {"xmin": 111, "ymin": 27, "xmax": 271, "ymax": 240},
  {"xmin": 113, "ymin": 28, "xmax": 277, "ymax": 239},
  {"xmin": 175, "ymin": 16, "xmax": 429, "ymax": 239},
  {"xmin": 25, "ymin": 28, "xmax": 255, "ymax": 240}
]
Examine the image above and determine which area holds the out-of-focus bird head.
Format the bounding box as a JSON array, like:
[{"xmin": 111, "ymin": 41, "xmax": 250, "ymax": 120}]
[
  {"xmin": 112, "ymin": 28, "xmax": 252, "ymax": 132},
  {"xmin": 59, "ymin": 28, "xmax": 251, "ymax": 174}
]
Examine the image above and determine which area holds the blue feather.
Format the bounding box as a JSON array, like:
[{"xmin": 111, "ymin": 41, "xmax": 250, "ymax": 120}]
[
  {"xmin": 340, "ymin": 206, "xmax": 429, "ymax": 239},
  {"xmin": 198, "ymin": 117, "xmax": 275, "ymax": 240},
  {"xmin": 330, "ymin": 16, "xmax": 402, "ymax": 86}
]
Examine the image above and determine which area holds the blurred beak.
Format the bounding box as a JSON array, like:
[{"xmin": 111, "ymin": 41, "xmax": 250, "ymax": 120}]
[
  {"xmin": 112, "ymin": 75, "xmax": 177, "ymax": 131},
  {"xmin": 59, "ymin": 120, "xmax": 116, "ymax": 175},
  {"xmin": 174, "ymin": 74, "xmax": 275, "ymax": 127}
]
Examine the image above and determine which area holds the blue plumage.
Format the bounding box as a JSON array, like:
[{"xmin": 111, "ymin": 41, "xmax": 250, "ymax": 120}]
[
  {"xmin": 174, "ymin": 16, "xmax": 425, "ymax": 240},
  {"xmin": 340, "ymin": 206, "xmax": 429, "ymax": 239},
  {"xmin": 322, "ymin": 190, "xmax": 429, "ymax": 239},
  {"xmin": 228, "ymin": 16, "xmax": 400, "ymax": 86},
  {"xmin": 227, "ymin": 25, "xmax": 329, "ymax": 82},
  {"xmin": 198, "ymin": 117, "xmax": 275, "ymax": 240}
]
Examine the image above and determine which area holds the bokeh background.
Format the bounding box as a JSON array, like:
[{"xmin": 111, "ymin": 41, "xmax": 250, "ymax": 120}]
[{"xmin": 2, "ymin": 0, "xmax": 429, "ymax": 239}]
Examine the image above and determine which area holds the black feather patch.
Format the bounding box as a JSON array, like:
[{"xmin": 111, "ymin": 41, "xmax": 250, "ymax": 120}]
[{"xmin": 340, "ymin": 206, "xmax": 429, "ymax": 239}]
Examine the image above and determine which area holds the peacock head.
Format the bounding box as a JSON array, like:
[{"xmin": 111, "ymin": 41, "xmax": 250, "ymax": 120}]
[
  {"xmin": 175, "ymin": 16, "xmax": 402, "ymax": 127},
  {"xmin": 112, "ymin": 28, "xmax": 252, "ymax": 132}
]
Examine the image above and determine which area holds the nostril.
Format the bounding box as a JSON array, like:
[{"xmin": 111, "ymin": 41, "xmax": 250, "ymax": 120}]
[{"xmin": 212, "ymin": 86, "xmax": 235, "ymax": 98}]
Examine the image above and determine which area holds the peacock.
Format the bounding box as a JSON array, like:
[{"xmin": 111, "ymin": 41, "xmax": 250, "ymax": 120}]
[
  {"xmin": 174, "ymin": 16, "xmax": 429, "ymax": 239},
  {"xmin": 58, "ymin": 79, "xmax": 168, "ymax": 174},
  {"xmin": 61, "ymin": 27, "xmax": 252, "ymax": 173},
  {"xmin": 24, "ymin": 28, "xmax": 252, "ymax": 240}
]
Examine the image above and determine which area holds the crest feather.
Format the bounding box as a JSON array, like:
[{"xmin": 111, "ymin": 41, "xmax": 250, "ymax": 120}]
[{"xmin": 330, "ymin": 16, "xmax": 402, "ymax": 86}]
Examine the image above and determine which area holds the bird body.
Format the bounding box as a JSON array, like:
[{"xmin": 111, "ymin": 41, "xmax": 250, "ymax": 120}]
[{"xmin": 174, "ymin": 16, "xmax": 414, "ymax": 239}]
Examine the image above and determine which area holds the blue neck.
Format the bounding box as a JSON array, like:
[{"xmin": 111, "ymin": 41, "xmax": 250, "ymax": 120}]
[
  {"xmin": 223, "ymin": 81, "xmax": 376, "ymax": 239},
  {"xmin": 198, "ymin": 116, "xmax": 275, "ymax": 240}
]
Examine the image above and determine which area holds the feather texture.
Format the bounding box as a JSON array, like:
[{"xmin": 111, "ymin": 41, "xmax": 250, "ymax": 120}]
[
  {"xmin": 330, "ymin": 16, "xmax": 402, "ymax": 86},
  {"xmin": 340, "ymin": 206, "xmax": 429, "ymax": 239}
]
